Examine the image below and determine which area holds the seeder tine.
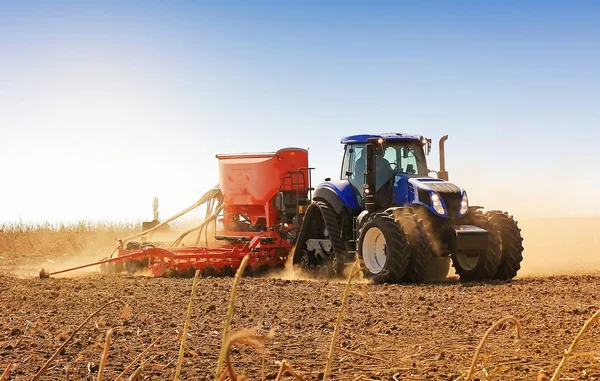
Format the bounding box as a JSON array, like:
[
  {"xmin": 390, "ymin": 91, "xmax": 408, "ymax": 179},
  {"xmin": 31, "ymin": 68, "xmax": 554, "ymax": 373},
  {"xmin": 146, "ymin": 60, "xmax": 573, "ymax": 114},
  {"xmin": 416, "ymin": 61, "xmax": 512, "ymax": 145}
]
[{"xmin": 39, "ymin": 268, "xmax": 50, "ymax": 279}]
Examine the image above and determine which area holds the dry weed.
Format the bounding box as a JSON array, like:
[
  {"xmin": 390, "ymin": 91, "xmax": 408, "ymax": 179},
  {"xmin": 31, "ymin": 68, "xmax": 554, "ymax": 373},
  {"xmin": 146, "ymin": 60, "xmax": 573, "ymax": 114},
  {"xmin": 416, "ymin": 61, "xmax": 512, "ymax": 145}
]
[
  {"xmin": 215, "ymin": 255, "xmax": 250, "ymax": 379},
  {"xmin": 274, "ymin": 360, "xmax": 304, "ymax": 381},
  {"xmin": 458, "ymin": 315, "xmax": 522, "ymax": 381},
  {"xmin": 323, "ymin": 260, "xmax": 361, "ymax": 381},
  {"xmin": 115, "ymin": 332, "xmax": 169, "ymax": 381},
  {"xmin": 174, "ymin": 269, "xmax": 201, "ymax": 380},
  {"xmin": 217, "ymin": 327, "xmax": 275, "ymax": 381},
  {"xmin": 550, "ymin": 307, "xmax": 600, "ymax": 381},
  {"xmin": 30, "ymin": 299, "xmax": 129, "ymax": 381},
  {"xmin": 0, "ymin": 361, "xmax": 13, "ymax": 381},
  {"xmin": 97, "ymin": 328, "xmax": 113, "ymax": 381}
]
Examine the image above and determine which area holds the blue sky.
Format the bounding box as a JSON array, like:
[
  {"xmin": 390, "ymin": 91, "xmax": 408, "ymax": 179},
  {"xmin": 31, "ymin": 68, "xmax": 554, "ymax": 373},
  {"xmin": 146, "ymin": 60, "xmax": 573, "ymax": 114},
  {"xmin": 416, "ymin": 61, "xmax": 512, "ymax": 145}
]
[{"xmin": 1, "ymin": 1, "xmax": 599, "ymax": 222}]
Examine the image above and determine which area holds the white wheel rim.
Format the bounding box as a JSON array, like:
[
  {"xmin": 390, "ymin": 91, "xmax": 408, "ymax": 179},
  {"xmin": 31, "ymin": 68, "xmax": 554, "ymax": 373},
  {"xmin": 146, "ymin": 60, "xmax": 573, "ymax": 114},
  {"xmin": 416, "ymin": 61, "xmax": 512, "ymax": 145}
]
[
  {"xmin": 362, "ymin": 227, "xmax": 387, "ymax": 274},
  {"xmin": 455, "ymin": 252, "xmax": 479, "ymax": 271}
]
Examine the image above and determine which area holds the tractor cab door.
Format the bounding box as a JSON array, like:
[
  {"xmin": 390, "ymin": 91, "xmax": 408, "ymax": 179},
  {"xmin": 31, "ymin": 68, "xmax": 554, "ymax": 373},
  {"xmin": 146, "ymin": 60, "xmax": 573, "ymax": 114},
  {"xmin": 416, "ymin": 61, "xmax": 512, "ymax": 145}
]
[{"xmin": 341, "ymin": 144, "xmax": 366, "ymax": 203}]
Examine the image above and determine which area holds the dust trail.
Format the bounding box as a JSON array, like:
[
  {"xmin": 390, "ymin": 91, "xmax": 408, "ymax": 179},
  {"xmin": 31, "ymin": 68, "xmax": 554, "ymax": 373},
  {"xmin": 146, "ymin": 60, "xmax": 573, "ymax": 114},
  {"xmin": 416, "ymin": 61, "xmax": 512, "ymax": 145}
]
[
  {"xmin": 517, "ymin": 217, "xmax": 600, "ymax": 277},
  {"xmin": 11, "ymin": 217, "xmax": 599, "ymax": 280},
  {"xmin": 265, "ymin": 246, "xmax": 371, "ymax": 283}
]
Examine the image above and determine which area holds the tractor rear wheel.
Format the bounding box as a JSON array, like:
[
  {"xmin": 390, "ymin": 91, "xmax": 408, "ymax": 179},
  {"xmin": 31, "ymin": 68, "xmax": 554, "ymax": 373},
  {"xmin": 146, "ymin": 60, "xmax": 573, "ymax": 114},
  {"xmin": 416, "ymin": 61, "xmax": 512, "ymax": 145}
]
[
  {"xmin": 486, "ymin": 211, "xmax": 524, "ymax": 280},
  {"xmin": 358, "ymin": 215, "xmax": 410, "ymax": 284},
  {"xmin": 292, "ymin": 201, "xmax": 347, "ymax": 278},
  {"xmin": 452, "ymin": 211, "xmax": 502, "ymax": 281},
  {"xmin": 394, "ymin": 209, "xmax": 433, "ymax": 283}
]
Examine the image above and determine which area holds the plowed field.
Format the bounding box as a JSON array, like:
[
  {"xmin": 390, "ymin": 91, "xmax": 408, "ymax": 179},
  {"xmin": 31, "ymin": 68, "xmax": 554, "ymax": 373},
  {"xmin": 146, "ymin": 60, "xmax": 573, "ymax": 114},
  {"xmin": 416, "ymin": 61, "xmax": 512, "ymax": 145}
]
[
  {"xmin": 2, "ymin": 271, "xmax": 600, "ymax": 380},
  {"xmin": 1, "ymin": 217, "xmax": 600, "ymax": 380}
]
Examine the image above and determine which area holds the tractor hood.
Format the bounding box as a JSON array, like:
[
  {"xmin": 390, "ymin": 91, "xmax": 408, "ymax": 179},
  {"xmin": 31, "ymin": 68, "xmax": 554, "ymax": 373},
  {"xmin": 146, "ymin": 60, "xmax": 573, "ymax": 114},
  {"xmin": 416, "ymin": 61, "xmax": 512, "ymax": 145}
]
[{"xmin": 394, "ymin": 175, "xmax": 468, "ymax": 218}]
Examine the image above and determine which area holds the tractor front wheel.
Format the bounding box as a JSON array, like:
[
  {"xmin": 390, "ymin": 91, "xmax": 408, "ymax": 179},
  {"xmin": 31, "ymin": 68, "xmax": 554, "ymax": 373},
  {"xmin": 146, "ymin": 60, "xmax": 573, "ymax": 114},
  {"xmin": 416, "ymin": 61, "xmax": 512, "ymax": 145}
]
[
  {"xmin": 394, "ymin": 209, "xmax": 433, "ymax": 283},
  {"xmin": 486, "ymin": 211, "xmax": 524, "ymax": 280},
  {"xmin": 358, "ymin": 215, "xmax": 410, "ymax": 284},
  {"xmin": 451, "ymin": 212, "xmax": 502, "ymax": 281}
]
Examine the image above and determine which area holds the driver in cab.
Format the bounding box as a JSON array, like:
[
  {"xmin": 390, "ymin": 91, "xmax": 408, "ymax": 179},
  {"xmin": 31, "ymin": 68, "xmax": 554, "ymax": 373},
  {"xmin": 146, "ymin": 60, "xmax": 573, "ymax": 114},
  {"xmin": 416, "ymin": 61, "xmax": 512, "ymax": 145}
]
[{"xmin": 354, "ymin": 146, "xmax": 394, "ymax": 191}]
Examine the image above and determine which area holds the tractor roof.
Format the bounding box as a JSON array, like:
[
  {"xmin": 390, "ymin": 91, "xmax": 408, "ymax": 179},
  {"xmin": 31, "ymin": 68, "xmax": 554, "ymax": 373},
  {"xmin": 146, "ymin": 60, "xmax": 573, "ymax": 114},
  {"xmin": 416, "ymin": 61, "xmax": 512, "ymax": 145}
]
[{"xmin": 340, "ymin": 133, "xmax": 424, "ymax": 144}]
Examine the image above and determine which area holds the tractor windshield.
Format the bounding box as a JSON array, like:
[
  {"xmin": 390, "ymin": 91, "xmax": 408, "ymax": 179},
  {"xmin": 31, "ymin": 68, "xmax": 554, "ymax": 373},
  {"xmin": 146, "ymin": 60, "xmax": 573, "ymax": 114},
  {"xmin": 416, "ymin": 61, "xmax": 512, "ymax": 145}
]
[
  {"xmin": 381, "ymin": 142, "xmax": 428, "ymax": 176},
  {"xmin": 342, "ymin": 141, "xmax": 428, "ymax": 192}
]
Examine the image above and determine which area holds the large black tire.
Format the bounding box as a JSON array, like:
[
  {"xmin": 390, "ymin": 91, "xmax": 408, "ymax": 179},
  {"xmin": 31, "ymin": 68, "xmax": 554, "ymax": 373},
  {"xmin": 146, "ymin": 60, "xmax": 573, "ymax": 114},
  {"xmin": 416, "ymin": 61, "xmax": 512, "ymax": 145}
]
[
  {"xmin": 416, "ymin": 212, "xmax": 450, "ymax": 282},
  {"xmin": 451, "ymin": 211, "xmax": 502, "ymax": 281},
  {"xmin": 486, "ymin": 211, "xmax": 524, "ymax": 280},
  {"xmin": 293, "ymin": 201, "xmax": 347, "ymax": 278},
  {"xmin": 357, "ymin": 215, "xmax": 410, "ymax": 284},
  {"xmin": 394, "ymin": 209, "xmax": 433, "ymax": 283}
]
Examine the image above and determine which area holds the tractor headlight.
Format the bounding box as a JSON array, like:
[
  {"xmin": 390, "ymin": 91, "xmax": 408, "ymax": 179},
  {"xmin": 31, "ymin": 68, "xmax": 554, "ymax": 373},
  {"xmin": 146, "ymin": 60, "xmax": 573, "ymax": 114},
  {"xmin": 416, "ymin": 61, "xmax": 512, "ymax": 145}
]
[
  {"xmin": 459, "ymin": 192, "xmax": 469, "ymax": 216},
  {"xmin": 430, "ymin": 192, "xmax": 446, "ymax": 215}
]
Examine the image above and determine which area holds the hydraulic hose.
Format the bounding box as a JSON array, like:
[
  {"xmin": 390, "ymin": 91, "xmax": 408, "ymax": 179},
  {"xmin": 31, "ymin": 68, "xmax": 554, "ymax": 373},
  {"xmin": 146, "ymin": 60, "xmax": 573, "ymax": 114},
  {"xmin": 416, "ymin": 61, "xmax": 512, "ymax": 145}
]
[
  {"xmin": 122, "ymin": 185, "xmax": 222, "ymax": 244},
  {"xmin": 170, "ymin": 202, "xmax": 225, "ymax": 247}
]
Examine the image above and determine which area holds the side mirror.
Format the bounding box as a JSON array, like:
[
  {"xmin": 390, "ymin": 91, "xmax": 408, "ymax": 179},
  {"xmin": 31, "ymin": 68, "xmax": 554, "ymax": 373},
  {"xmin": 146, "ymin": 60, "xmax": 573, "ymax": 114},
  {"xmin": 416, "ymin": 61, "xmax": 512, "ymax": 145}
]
[
  {"xmin": 422, "ymin": 138, "xmax": 432, "ymax": 156},
  {"xmin": 345, "ymin": 171, "xmax": 353, "ymax": 177}
]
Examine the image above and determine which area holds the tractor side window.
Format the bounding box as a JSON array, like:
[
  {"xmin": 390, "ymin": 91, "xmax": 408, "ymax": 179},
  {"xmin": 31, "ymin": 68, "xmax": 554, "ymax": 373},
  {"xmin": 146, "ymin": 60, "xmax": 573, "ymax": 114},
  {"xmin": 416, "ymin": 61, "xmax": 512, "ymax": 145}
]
[
  {"xmin": 399, "ymin": 147, "xmax": 419, "ymax": 175},
  {"xmin": 350, "ymin": 145, "xmax": 366, "ymax": 187},
  {"xmin": 383, "ymin": 146, "xmax": 397, "ymax": 168},
  {"xmin": 341, "ymin": 145, "xmax": 352, "ymax": 180}
]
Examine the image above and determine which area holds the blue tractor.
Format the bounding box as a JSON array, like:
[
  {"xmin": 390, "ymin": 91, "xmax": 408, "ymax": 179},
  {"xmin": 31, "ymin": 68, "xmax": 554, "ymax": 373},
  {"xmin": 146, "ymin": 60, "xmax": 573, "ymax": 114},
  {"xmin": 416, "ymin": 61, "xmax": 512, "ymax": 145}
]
[{"xmin": 293, "ymin": 133, "xmax": 524, "ymax": 283}]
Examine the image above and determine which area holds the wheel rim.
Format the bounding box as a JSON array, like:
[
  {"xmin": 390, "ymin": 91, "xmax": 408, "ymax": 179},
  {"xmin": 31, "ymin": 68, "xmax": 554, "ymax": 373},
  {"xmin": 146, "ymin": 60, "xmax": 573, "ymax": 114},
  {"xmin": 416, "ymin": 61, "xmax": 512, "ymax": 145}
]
[
  {"xmin": 454, "ymin": 252, "xmax": 479, "ymax": 271},
  {"xmin": 362, "ymin": 227, "xmax": 387, "ymax": 274}
]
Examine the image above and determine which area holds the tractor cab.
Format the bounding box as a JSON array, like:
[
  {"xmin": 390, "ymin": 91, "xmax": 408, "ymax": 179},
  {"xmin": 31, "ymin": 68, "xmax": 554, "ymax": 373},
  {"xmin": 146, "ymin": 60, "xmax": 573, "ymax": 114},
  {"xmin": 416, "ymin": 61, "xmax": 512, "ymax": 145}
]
[{"xmin": 340, "ymin": 134, "xmax": 430, "ymax": 209}]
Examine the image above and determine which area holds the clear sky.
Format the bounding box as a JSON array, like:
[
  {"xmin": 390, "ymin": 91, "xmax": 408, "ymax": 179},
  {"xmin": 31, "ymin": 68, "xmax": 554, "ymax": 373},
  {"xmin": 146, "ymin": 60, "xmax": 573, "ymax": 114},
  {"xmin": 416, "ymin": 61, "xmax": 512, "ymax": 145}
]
[{"xmin": 1, "ymin": 1, "xmax": 599, "ymax": 222}]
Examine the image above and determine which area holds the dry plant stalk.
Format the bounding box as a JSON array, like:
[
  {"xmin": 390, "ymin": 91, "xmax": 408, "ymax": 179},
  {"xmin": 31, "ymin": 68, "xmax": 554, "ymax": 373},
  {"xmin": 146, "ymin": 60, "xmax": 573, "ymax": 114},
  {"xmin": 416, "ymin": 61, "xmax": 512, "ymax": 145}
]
[
  {"xmin": 174, "ymin": 269, "xmax": 201, "ymax": 381},
  {"xmin": 31, "ymin": 299, "xmax": 127, "ymax": 381},
  {"xmin": 216, "ymin": 327, "xmax": 274, "ymax": 381},
  {"xmin": 550, "ymin": 307, "xmax": 600, "ymax": 381},
  {"xmin": 464, "ymin": 315, "xmax": 522, "ymax": 381},
  {"xmin": 115, "ymin": 332, "xmax": 169, "ymax": 381},
  {"xmin": 215, "ymin": 255, "xmax": 250, "ymax": 380},
  {"xmin": 275, "ymin": 361, "xmax": 286, "ymax": 381},
  {"xmin": 128, "ymin": 366, "xmax": 143, "ymax": 381},
  {"xmin": 323, "ymin": 260, "xmax": 361, "ymax": 381},
  {"xmin": 128, "ymin": 355, "xmax": 155, "ymax": 381},
  {"xmin": 274, "ymin": 360, "xmax": 304, "ymax": 381},
  {"xmin": 335, "ymin": 347, "xmax": 383, "ymax": 361},
  {"xmin": 0, "ymin": 360, "xmax": 13, "ymax": 381},
  {"xmin": 97, "ymin": 328, "xmax": 113, "ymax": 381},
  {"xmin": 262, "ymin": 348, "xmax": 266, "ymax": 381}
]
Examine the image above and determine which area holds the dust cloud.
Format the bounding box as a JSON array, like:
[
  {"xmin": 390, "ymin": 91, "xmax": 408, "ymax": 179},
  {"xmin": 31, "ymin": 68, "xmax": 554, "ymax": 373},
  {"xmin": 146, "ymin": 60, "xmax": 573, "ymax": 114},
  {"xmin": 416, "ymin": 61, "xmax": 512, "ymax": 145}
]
[
  {"xmin": 8, "ymin": 217, "xmax": 600, "ymax": 280},
  {"xmin": 267, "ymin": 217, "xmax": 600, "ymax": 281},
  {"xmin": 517, "ymin": 217, "xmax": 600, "ymax": 277},
  {"xmin": 266, "ymin": 246, "xmax": 369, "ymax": 283}
]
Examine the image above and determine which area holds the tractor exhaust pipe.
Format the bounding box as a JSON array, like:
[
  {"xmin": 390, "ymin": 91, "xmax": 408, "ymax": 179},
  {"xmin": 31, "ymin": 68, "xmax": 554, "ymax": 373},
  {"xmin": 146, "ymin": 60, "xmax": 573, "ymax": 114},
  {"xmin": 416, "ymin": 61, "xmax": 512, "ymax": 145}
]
[{"xmin": 438, "ymin": 135, "xmax": 449, "ymax": 181}]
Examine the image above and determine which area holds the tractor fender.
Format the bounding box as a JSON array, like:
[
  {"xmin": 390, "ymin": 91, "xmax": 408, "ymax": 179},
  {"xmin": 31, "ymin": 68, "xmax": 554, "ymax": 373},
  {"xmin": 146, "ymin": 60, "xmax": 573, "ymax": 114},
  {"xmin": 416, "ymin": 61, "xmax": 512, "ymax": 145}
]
[
  {"xmin": 383, "ymin": 206, "xmax": 406, "ymax": 215},
  {"xmin": 355, "ymin": 210, "xmax": 392, "ymax": 232},
  {"xmin": 313, "ymin": 180, "xmax": 360, "ymax": 214},
  {"xmin": 313, "ymin": 188, "xmax": 346, "ymax": 214}
]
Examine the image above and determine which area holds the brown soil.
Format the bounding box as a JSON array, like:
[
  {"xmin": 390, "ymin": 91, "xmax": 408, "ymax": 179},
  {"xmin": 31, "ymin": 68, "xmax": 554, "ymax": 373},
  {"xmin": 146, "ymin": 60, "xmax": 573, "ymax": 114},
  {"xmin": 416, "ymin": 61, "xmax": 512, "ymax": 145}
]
[
  {"xmin": 2, "ymin": 272, "xmax": 600, "ymax": 380},
  {"xmin": 1, "ymin": 217, "xmax": 600, "ymax": 380}
]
